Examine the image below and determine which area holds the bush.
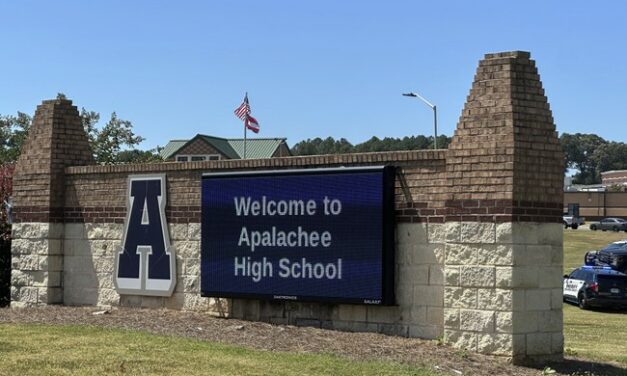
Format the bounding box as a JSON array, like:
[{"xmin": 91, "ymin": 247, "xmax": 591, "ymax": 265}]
[
  {"xmin": 0, "ymin": 237, "xmax": 10, "ymax": 307},
  {"xmin": 0, "ymin": 163, "xmax": 15, "ymax": 307}
]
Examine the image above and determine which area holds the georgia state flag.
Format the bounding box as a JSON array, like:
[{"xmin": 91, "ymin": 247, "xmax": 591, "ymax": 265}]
[{"xmin": 245, "ymin": 115, "xmax": 260, "ymax": 133}]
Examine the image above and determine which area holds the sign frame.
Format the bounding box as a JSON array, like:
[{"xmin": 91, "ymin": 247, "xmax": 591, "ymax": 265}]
[{"xmin": 200, "ymin": 165, "xmax": 396, "ymax": 305}]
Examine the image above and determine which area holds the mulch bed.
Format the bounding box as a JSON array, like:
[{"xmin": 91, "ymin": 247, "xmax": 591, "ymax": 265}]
[{"xmin": 0, "ymin": 306, "xmax": 624, "ymax": 376}]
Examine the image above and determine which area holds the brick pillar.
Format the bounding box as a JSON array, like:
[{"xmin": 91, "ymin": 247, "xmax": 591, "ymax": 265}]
[
  {"xmin": 443, "ymin": 51, "xmax": 564, "ymax": 363},
  {"xmin": 11, "ymin": 98, "xmax": 94, "ymax": 306}
]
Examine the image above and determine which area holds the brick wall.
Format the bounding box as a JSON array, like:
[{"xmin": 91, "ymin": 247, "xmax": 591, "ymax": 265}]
[
  {"xmin": 63, "ymin": 150, "xmax": 447, "ymax": 224},
  {"xmin": 446, "ymin": 51, "xmax": 563, "ymax": 222},
  {"xmin": 601, "ymin": 170, "xmax": 627, "ymax": 186},
  {"xmin": 13, "ymin": 99, "xmax": 94, "ymax": 221}
]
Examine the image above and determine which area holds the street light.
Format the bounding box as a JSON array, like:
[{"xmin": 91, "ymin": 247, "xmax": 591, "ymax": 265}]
[{"xmin": 402, "ymin": 92, "xmax": 438, "ymax": 149}]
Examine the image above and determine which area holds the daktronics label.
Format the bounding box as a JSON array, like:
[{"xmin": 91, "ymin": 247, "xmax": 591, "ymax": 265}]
[{"xmin": 200, "ymin": 166, "xmax": 395, "ymax": 305}]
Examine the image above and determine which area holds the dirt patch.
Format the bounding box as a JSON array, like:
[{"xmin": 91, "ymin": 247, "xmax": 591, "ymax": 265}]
[{"xmin": 0, "ymin": 306, "xmax": 624, "ymax": 375}]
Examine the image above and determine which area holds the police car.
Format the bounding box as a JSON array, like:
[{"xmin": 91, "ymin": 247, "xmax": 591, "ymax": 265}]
[
  {"xmin": 584, "ymin": 240, "xmax": 627, "ymax": 273},
  {"xmin": 563, "ymin": 266, "xmax": 627, "ymax": 310}
]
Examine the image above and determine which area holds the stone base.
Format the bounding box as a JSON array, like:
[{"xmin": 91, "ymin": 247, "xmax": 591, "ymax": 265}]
[
  {"xmin": 443, "ymin": 222, "xmax": 563, "ymax": 361},
  {"xmin": 10, "ymin": 223, "xmax": 64, "ymax": 307}
]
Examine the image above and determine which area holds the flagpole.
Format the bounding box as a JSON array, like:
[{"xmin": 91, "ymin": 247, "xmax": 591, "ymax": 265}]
[
  {"xmin": 243, "ymin": 120, "xmax": 247, "ymax": 159},
  {"xmin": 244, "ymin": 92, "xmax": 248, "ymax": 159}
]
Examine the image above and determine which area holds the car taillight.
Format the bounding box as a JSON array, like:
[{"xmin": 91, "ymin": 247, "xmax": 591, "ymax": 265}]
[{"xmin": 589, "ymin": 282, "xmax": 598, "ymax": 293}]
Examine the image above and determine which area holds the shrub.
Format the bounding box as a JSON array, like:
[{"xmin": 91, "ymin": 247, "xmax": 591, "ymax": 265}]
[{"xmin": 0, "ymin": 163, "xmax": 15, "ymax": 307}]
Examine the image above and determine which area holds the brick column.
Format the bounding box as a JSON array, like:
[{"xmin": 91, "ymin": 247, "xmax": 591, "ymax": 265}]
[
  {"xmin": 442, "ymin": 51, "xmax": 564, "ymax": 363},
  {"xmin": 11, "ymin": 98, "xmax": 94, "ymax": 306}
]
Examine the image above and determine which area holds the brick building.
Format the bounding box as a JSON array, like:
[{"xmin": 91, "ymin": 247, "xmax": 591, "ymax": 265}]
[
  {"xmin": 601, "ymin": 170, "xmax": 627, "ymax": 186},
  {"xmin": 160, "ymin": 134, "xmax": 291, "ymax": 161},
  {"xmin": 562, "ymin": 170, "xmax": 627, "ymax": 220}
]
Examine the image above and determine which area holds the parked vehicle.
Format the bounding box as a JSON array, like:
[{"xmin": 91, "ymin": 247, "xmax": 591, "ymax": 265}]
[
  {"xmin": 589, "ymin": 217, "xmax": 627, "ymax": 232},
  {"xmin": 563, "ymin": 214, "xmax": 585, "ymax": 229},
  {"xmin": 585, "ymin": 240, "xmax": 627, "ymax": 273},
  {"xmin": 563, "ymin": 266, "xmax": 627, "ymax": 310}
]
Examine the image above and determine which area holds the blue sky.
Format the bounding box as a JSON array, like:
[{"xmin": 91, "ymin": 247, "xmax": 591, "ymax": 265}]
[{"xmin": 1, "ymin": 1, "xmax": 626, "ymax": 149}]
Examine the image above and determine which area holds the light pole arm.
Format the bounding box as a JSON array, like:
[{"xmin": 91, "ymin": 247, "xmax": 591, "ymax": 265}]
[
  {"xmin": 415, "ymin": 93, "xmax": 435, "ymax": 109},
  {"xmin": 402, "ymin": 91, "xmax": 438, "ymax": 149},
  {"xmin": 402, "ymin": 92, "xmax": 434, "ymax": 108}
]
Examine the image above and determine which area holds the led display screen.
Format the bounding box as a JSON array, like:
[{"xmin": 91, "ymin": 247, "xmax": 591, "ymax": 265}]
[{"xmin": 201, "ymin": 166, "xmax": 395, "ymax": 305}]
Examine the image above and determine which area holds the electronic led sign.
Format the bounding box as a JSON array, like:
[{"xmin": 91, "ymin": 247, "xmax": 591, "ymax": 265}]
[{"xmin": 201, "ymin": 166, "xmax": 395, "ymax": 305}]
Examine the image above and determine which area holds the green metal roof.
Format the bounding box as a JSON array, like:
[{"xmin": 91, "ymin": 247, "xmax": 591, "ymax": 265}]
[
  {"xmin": 160, "ymin": 140, "xmax": 187, "ymax": 159},
  {"xmin": 198, "ymin": 135, "xmax": 240, "ymax": 159},
  {"xmin": 227, "ymin": 138, "xmax": 286, "ymax": 159},
  {"xmin": 160, "ymin": 134, "xmax": 288, "ymax": 160}
]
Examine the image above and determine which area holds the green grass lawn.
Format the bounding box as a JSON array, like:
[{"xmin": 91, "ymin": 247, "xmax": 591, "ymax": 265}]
[
  {"xmin": 563, "ymin": 230, "xmax": 627, "ymax": 366},
  {"xmin": 0, "ymin": 324, "xmax": 437, "ymax": 376},
  {"xmin": 563, "ymin": 304, "xmax": 627, "ymax": 365}
]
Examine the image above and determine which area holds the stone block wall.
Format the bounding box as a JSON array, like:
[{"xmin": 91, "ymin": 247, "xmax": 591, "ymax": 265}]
[
  {"xmin": 62, "ymin": 221, "xmax": 226, "ymax": 313},
  {"xmin": 10, "ymin": 223, "xmax": 64, "ymax": 307},
  {"xmin": 10, "ymin": 51, "xmax": 564, "ymax": 363},
  {"xmin": 443, "ymin": 222, "xmax": 563, "ymax": 359}
]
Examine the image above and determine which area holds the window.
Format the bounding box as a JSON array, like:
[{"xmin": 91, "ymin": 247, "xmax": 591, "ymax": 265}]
[{"xmin": 175, "ymin": 154, "xmax": 221, "ymax": 162}]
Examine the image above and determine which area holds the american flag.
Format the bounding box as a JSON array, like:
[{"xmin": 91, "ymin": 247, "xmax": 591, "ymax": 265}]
[{"xmin": 234, "ymin": 93, "xmax": 250, "ymax": 121}]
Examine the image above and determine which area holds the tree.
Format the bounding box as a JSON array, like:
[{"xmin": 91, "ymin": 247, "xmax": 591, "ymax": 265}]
[
  {"xmin": 291, "ymin": 137, "xmax": 354, "ymax": 155},
  {"xmin": 292, "ymin": 134, "xmax": 453, "ymax": 156},
  {"xmin": 353, "ymin": 136, "xmax": 381, "ymax": 153},
  {"xmin": 0, "ymin": 112, "xmax": 32, "ymax": 164},
  {"xmin": 560, "ymin": 133, "xmax": 608, "ymax": 184},
  {"xmin": 434, "ymin": 135, "xmax": 451, "ymax": 149},
  {"xmin": 591, "ymin": 142, "xmax": 627, "ymax": 179},
  {"xmin": 88, "ymin": 112, "xmax": 145, "ymax": 164},
  {"xmin": 66, "ymin": 93, "xmax": 147, "ymax": 164},
  {"xmin": 80, "ymin": 107, "xmax": 101, "ymax": 147},
  {"xmin": 116, "ymin": 149, "xmax": 163, "ymax": 164}
]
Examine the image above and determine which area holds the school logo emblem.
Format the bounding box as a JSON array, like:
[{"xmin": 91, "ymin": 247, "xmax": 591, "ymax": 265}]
[{"xmin": 114, "ymin": 175, "xmax": 176, "ymax": 296}]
